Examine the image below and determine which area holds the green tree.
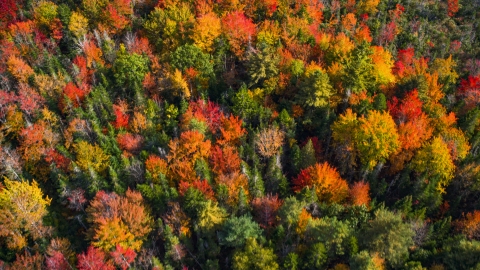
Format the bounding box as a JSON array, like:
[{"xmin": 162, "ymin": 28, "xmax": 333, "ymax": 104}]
[
  {"xmin": 297, "ymin": 64, "xmax": 335, "ymax": 108},
  {"xmin": 341, "ymin": 43, "xmax": 375, "ymax": 94},
  {"xmin": 113, "ymin": 45, "xmax": 149, "ymax": 100},
  {"xmin": 232, "ymin": 238, "xmax": 279, "ymax": 270},
  {"xmin": 247, "ymin": 44, "xmax": 279, "ymax": 92},
  {"xmin": 170, "ymin": 44, "xmax": 214, "ymax": 78},
  {"xmin": 349, "ymin": 250, "xmax": 380, "ymax": 270},
  {"xmin": 306, "ymin": 217, "xmax": 353, "ymax": 257},
  {"xmin": 219, "ymin": 215, "xmax": 263, "ymax": 248},
  {"xmin": 359, "ymin": 208, "xmax": 414, "ymax": 268},
  {"xmin": 300, "ymin": 139, "xmax": 317, "ymax": 169},
  {"xmin": 411, "ymin": 137, "xmax": 455, "ymax": 195},
  {"xmin": 302, "ymin": 242, "xmax": 327, "ymax": 269}
]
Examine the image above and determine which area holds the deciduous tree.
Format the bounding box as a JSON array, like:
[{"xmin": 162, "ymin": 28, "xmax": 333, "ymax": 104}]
[{"xmin": 0, "ymin": 178, "xmax": 51, "ymax": 250}]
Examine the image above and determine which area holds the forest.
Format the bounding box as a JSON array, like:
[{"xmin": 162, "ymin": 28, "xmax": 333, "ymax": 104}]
[{"xmin": 0, "ymin": 0, "xmax": 480, "ymax": 269}]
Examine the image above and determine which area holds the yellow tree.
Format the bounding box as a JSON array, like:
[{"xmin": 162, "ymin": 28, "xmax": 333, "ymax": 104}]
[
  {"xmin": 332, "ymin": 109, "xmax": 399, "ymax": 170},
  {"xmin": 68, "ymin": 11, "xmax": 89, "ymax": 38},
  {"xmin": 0, "ymin": 178, "xmax": 51, "ymax": 250},
  {"xmin": 411, "ymin": 137, "xmax": 455, "ymax": 194},
  {"xmin": 355, "ymin": 110, "xmax": 400, "ymax": 170},
  {"xmin": 371, "ymin": 46, "xmax": 396, "ymax": 86},
  {"xmin": 73, "ymin": 141, "xmax": 110, "ymax": 175},
  {"xmin": 192, "ymin": 12, "xmax": 222, "ymax": 53}
]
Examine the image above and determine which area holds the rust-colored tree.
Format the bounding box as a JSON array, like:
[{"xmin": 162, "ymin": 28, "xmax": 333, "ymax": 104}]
[
  {"xmin": 210, "ymin": 145, "xmax": 241, "ymax": 176},
  {"xmin": 447, "ymin": 0, "xmax": 459, "ymax": 17},
  {"xmin": 251, "ymin": 194, "xmax": 283, "ymax": 229},
  {"xmin": 255, "ymin": 126, "xmax": 284, "ymax": 158},
  {"xmin": 456, "ymin": 210, "xmax": 480, "ymax": 240},
  {"xmin": 349, "ymin": 181, "xmax": 371, "ymax": 207},
  {"xmin": 167, "ymin": 130, "xmax": 211, "ymax": 183}
]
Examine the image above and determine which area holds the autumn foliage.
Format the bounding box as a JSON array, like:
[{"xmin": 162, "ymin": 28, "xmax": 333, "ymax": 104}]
[
  {"xmin": 1, "ymin": 0, "xmax": 480, "ymax": 268},
  {"xmin": 294, "ymin": 162, "xmax": 349, "ymax": 203}
]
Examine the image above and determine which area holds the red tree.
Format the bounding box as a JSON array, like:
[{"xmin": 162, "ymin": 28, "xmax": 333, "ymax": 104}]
[
  {"xmin": 458, "ymin": 75, "xmax": 480, "ymax": 109},
  {"xmin": 77, "ymin": 246, "xmax": 115, "ymax": 270},
  {"xmin": 110, "ymin": 245, "xmax": 136, "ymax": 270},
  {"xmin": 447, "ymin": 0, "xmax": 459, "ymax": 17},
  {"xmin": 222, "ymin": 11, "xmax": 257, "ymax": 58},
  {"xmin": 45, "ymin": 251, "xmax": 70, "ymax": 270}
]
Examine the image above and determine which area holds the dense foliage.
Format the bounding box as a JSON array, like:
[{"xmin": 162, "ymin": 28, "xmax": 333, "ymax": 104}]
[{"xmin": 0, "ymin": 0, "xmax": 480, "ymax": 269}]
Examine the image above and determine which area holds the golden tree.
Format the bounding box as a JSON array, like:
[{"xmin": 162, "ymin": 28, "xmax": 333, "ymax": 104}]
[{"xmin": 0, "ymin": 178, "xmax": 51, "ymax": 250}]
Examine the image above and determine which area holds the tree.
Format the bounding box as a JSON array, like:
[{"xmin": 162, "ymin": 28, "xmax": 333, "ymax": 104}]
[
  {"xmin": 246, "ymin": 43, "xmax": 279, "ymax": 90},
  {"xmin": 222, "ymin": 11, "xmax": 257, "ymax": 58},
  {"xmin": 411, "ymin": 137, "xmax": 455, "ymax": 194},
  {"xmin": 297, "ymin": 63, "xmax": 335, "ymax": 108},
  {"xmin": 349, "ymin": 181, "xmax": 371, "ymax": 207},
  {"xmin": 167, "ymin": 130, "xmax": 211, "ymax": 183},
  {"xmin": 219, "ymin": 215, "xmax": 263, "ymax": 248},
  {"xmin": 45, "ymin": 251, "xmax": 70, "ymax": 270},
  {"xmin": 7, "ymin": 55, "xmax": 34, "ymax": 83},
  {"xmin": 0, "ymin": 178, "xmax": 51, "ymax": 250},
  {"xmin": 341, "ymin": 43, "xmax": 375, "ymax": 94},
  {"xmin": 251, "ymin": 194, "xmax": 282, "ymax": 228},
  {"xmin": 458, "ymin": 75, "xmax": 480, "ymax": 110},
  {"xmin": 293, "ymin": 162, "xmax": 349, "ymax": 204},
  {"xmin": 113, "ymin": 45, "xmax": 149, "ymax": 92},
  {"xmin": 218, "ymin": 114, "xmax": 246, "ymax": 146},
  {"xmin": 210, "ymin": 145, "xmax": 241, "ymax": 176},
  {"xmin": 232, "ymin": 238, "xmax": 279, "ymax": 270},
  {"xmin": 77, "ymin": 246, "xmax": 115, "ymax": 270},
  {"xmin": 110, "ymin": 245, "xmax": 137, "ymax": 270},
  {"xmin": 68, "ymin": 11, "xmax": 89, "ymax": 38},
  {"xmin": 170, "ymin": 44, "xmax": 214, "ymax": 79},
  {"xmin": 255, "ymin": 127, "xmax": 284, "ymax": 158},
  {"xmin": 356, "ymin": 110, "xmax": 400, "ymax": 170},
  {"xmin": 333, "ymin": 109, "xmax": 400, "ymax": 170},
  {"xmin": 117, "ymin": 133, "xmax": 144, "ymax": 156},
  {"xmin": 197, "ymin": 200, "xmax": 227, "ymax": 233},
  {"xmin": 73, "ymin": 141, "xmax": 110, "ymax": 175},
  {"xmin": 447, "ymin": 0, "xmax": 459, "ymax": 17},
  {"xmin": 350, "ymin": 251, "xmax": 385, "ymax": 270},
  {"xmin": 359, "ymin": 208, "xmax": 414, "ymax": 268},
  {"xmin": 86, "ymin": 189, "xmax": 153, "ymax": 252},
  {"xmin": 305, "ymin": 217, "xmax": 353, "ymax": 257},
  {"xmin": 456, "ymin": 210, "xmax": 480, "ymax": 240},
  {"xmin": 193, "ymin": 12, "xmax": 222, "ymax": 53}
]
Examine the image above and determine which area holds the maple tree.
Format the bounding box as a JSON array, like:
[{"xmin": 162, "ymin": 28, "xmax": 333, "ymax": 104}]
[
  {"xmin": 77, "ymin": 246, "xmax": 115, "ymax": 270},
  {"xmin": 222, "ymin": 11, "xmax": 257, "ymax": 58},
  {"xmin": 349, "ymin": 181, "xmax": 371, "ymax": 207},
  {"xmin": 110, "ymin": 245, "xmax": 137, "ymax": 270},
  {"xmin": 192, "ymin": 12, "xmax": 222, "ymax": 53},
  {"xmin": 251, "ymin": 194, "xmax": 282, "ymax": 229},
  {"xmin": 86, "ymin": 189, "xmax": 153, "ymax": 251},
  {"xmin": 293, "ymin": 162, "xmax": 349, "ymax": 203},
  {"xmin": 168, "ymin": 130, "xmax": 211, "ymax": 161},
  {"xmin": 210, "ymin": 145, "xmax": 241, "ymax": 176}
]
